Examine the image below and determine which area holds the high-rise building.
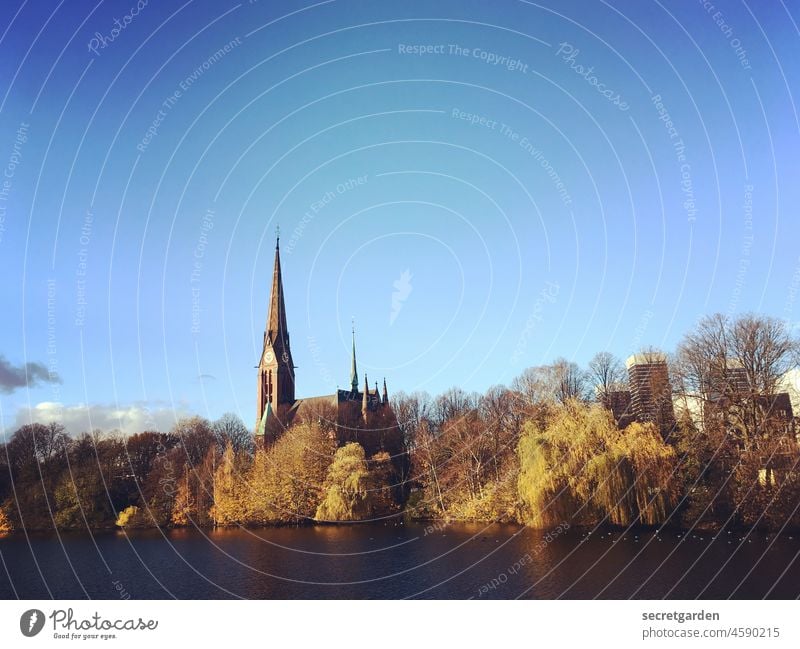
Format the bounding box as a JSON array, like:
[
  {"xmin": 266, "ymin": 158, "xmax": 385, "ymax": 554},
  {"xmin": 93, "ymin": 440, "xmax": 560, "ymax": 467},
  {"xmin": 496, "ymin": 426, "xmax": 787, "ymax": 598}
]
[{"xmin": 625, "ymin": 352, "xmax": 676, "ymax": 438}]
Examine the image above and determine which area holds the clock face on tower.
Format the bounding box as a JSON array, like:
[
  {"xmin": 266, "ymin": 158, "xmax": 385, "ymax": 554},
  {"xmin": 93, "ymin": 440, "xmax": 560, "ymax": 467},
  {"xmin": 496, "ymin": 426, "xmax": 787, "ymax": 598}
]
[{"xmin": 263, "ymin": 350, "xmax": 274, "ymax": 364}]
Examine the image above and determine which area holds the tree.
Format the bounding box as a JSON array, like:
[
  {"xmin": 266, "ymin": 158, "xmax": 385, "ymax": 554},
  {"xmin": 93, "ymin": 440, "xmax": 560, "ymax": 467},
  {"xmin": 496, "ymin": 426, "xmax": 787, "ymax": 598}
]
[
  {"xmin": 512, "ymin": 360, "xmax": 590, "ymax": 407},
  {"xmin": 316, "ymin": 443, "xmax": 371, "ymax": 521},
  {"xmin": 675, "ymin": 313, "xmax": 799, "ymax": 449},
  {"xmin": 517, "ymin": 401, "xmax": 677, "ymax": 527},
  {"xmin": 247, "ymin": 421, "xmax": 336, "ymax": 524},
  {"xmin": 588, "ymin": 351, "xmax": 624, "ymax": 404},
  {"xmin": 210, "ymin": 441, "xmax": 247, "ymax": 525},
  {"xmin": 410, "ymin": 419, "xmax": 446, "ymax": 516},
  {"xmin": 171, "ymin": 416, "xmax": 215, "ymax": 466},
  {"xmin": 170, "ymin": 465, "xmax": 196, "ymax": 527},
  {"xmin": 0, "ymin": 505, "xmax": 12, "ymax": 534},
  {"xmin": 212, "ymin": 413, "xmax": 254, "ymax": 456},
  {"xmin": 550, "ymin": 358, "xmax": 591, "ymax": 404}
]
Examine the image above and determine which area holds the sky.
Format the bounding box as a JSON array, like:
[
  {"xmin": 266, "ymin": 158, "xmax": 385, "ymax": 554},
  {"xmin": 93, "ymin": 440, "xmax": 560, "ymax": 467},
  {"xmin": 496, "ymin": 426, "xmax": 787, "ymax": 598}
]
[{"xmin": 0, "ymin": 0, "xmax": 799, "ymax": 435}]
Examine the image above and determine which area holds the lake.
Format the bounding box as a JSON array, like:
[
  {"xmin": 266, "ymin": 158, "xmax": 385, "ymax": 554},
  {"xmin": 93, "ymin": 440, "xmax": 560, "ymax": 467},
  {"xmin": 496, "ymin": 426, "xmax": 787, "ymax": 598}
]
[{"xmin": 1, "ymin": 522, "xmax": 799, "ymax": 599}]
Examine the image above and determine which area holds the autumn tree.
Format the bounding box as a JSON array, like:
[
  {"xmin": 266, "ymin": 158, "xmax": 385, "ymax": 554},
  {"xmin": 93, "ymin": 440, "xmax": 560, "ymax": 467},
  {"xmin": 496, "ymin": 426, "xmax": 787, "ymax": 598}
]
[
  {"xmin": 210, "ymin": 441, "xmax": 248, "ymax": 525},
  {"xmin": 517, "ymin": 401, "xmax": 677, "ymax": 527},
  {"xmin": 247, "ymin": 421, "xmax": 336, "ymax": 524},
  {"xmin": 0, "ymin": 505, "xmax": 12, "ymax": 534},
  {"xmin": 315, "ymin": 443, "xmax": 372, "ymax": 521}
]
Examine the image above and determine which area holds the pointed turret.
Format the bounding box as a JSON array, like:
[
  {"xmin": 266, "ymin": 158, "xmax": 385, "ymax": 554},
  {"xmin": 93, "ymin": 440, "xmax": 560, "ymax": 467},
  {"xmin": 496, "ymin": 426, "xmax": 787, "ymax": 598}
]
[
  {"xmin": 382, "ymin": 377, "xmax": 388, "ymax": 404},
  {"xmin": 350, "ymin": 323, "xmax": 358, "ymax": 392},
  {"xmin": 266, "ymin": 234, "xmax": 290, "ymax": 352},
  {"xmin": 362, "ymin": 373, "xmax": 369, "ymax": 422}
]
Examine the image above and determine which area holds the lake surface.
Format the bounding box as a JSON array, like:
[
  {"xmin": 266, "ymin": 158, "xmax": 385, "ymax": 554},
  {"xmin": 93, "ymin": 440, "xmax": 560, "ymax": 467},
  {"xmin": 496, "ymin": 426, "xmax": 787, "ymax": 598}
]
[{"xmin": 1, "ymin": 522, "xmax": 799, "ymax": 599}]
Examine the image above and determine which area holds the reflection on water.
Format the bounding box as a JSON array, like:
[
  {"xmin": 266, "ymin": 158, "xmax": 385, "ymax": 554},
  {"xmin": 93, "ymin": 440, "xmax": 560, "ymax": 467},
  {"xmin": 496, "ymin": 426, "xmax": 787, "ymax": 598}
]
[{"xmin": 1, "ymin": 523, "xmax": 798, "ymax": 599}]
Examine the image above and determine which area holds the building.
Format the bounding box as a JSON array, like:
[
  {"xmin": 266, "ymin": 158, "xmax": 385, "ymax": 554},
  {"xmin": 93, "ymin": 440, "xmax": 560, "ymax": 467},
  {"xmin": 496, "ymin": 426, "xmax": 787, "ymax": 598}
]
[
  {"xmin": 625, "ymin": 352, "xmax": 676, "ymax": 438},
  {"xmin": 255, "ymin": 235, "xmax": 404, "ymax": 463},
  {"xmin": 602, "ymin": 389, "xmax": 636, "ymax": 429}
]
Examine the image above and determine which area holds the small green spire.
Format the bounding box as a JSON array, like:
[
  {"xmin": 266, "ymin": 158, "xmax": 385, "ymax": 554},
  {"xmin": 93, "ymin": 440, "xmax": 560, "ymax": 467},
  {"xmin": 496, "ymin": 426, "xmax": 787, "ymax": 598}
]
[
  {"xmin": 256, "ymin": 401, "xmax": 273, "ymax": 437},
  {"xmin": 350, "ymin": 319, "xmax": 358, "ymax": 392}
]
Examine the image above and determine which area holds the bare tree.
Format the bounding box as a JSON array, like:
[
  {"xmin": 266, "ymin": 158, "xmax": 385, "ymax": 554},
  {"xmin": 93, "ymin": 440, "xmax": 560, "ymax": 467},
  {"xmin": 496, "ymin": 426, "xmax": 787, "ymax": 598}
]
[
  {"xmin": 675, "ymin": 313, "xmax": 799, "ymax": 449},
  {"xmin": 550, "ymin": 358, "xmax": 590, "ymax": 404},
  {"xmin": 212, "ymin": 412, "xmax": 254, "ymax": 455},
  {"xmin": 588, "ymin": 351, "xmax": 624, "ymax": 404}
]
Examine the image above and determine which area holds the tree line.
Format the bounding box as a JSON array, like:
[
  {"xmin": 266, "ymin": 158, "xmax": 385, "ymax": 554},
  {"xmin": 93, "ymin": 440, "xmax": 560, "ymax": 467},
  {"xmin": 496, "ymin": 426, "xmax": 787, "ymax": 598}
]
[{"xmin": 1, "ymin": 312, "xmax": 799, "ymax": 534}]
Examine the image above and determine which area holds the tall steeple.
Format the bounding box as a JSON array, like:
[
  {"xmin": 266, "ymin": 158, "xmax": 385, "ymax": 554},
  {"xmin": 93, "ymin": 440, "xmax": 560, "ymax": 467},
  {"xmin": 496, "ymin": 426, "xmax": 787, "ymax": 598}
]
[
  {"xmin": 382, "ymin": 377, "xmax": 388, "ymax": 404},
  {"xmin": 362, "ymin": 373, "xmax": 369, "ymax": 422},
  {"xmin": 350, "ymin": 321, "xmax": 358, "ymax": 392},
  {"xmin": 266, "ymin": 230, "xmax": 290, "ymax": 352},
  {"xmin": 256, "ymin": 232, "xmax": 295, "ymax": 433}
]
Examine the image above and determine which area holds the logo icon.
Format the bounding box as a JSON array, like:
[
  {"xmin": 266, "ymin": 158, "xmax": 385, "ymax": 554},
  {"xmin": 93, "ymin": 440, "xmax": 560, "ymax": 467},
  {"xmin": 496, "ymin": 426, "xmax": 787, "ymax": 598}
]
[
  {"xmin": 390, "ymin": 269, "xmax": 413, "ymax": 326},
  {"xmin": 20, "ymin": 609, "xmax": 45, "ymax": 637}
]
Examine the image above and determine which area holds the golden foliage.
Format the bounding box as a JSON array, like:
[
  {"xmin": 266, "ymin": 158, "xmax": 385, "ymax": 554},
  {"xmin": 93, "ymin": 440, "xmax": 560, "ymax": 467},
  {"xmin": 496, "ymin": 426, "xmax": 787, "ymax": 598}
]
[
  {"xmin": 115, "ymin": 505, "xmax": 140, "ymax": 528},
  {"xmin": 209, "ymin": 442, "xmax": 247, "ymax": 526},
  {"xmin": 446, "ymin": 467, "xmax": 520, "ymax": 523},
  {"xmin": 0, "ymin": 505, "xmax": 12, "ymax": 535},
  {"xmin": 170, "ymin": 468, "xmax": 195, "ymax": 527},
  {"xmin": 315, "ymin": 443, "xmax": 371, "ymax": 521},
  {"xmin": 517, "ymin": 401, "xmax": 677, "ymax": 527},
  {"xmin": 246, "ymin": 421, "xmax": 337, "ymax": 524}
]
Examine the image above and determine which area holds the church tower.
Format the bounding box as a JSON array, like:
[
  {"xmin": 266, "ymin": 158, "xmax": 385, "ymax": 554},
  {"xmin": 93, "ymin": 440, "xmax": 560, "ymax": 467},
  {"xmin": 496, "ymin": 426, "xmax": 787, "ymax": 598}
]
[{"xmin": 256, "ymin": 234, "xmax": 295, "ymax": 433}]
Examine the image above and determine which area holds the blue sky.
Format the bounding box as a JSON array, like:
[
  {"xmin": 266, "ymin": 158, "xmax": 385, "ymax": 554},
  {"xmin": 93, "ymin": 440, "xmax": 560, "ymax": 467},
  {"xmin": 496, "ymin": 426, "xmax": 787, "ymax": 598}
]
[{"xmin": 1, "ymin": 0, "xmax": 798, "ymax": 434}]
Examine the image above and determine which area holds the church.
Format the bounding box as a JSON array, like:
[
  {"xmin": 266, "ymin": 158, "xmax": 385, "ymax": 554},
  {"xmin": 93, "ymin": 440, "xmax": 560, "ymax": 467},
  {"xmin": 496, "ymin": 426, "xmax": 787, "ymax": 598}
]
[{"xmin": 255, "ymin": 235, "xmax": 404, "ymax": 462}]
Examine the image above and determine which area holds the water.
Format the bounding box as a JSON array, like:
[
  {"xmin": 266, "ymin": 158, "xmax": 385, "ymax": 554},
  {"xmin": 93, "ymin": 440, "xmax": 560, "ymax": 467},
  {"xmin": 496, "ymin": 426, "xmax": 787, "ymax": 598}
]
[{"xmin": 1, "ymin": 523, "xmax": 798, "ymax": 599}]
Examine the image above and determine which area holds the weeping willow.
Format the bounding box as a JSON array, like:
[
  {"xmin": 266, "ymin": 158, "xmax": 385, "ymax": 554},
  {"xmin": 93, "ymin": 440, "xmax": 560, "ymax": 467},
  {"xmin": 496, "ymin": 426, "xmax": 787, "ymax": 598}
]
[
  {"xmin": 517, "ymin": 401, "xmax": 677, "ymax": 528},
  {"xmin": 315, "ymin": 443, "xmax": 371, "ymax": 522}
]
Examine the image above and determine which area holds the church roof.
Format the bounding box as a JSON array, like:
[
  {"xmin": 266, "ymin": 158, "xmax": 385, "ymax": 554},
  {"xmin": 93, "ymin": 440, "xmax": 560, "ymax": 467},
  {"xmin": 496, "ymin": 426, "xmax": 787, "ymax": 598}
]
[{"xmin": 288, "ymin": 394, "xmax": 338, "ymax": 421}]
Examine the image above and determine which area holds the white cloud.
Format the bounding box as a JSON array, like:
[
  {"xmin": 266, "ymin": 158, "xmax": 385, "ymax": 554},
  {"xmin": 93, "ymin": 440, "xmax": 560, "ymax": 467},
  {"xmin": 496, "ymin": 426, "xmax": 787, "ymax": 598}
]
[{"xmin": 10, "ymin": 401, "xmax": 192, "ymax": 436}]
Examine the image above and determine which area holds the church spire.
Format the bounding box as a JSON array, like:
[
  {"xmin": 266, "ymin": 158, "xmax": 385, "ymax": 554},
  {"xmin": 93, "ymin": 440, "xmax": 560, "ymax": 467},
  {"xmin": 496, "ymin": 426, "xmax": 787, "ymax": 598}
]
[
  {"xmin": 382, "ymin": 377, "xmax": 388, "ymax": 404},
  {"xmin": 362, "ymin": 373, "xmax": 369, "ymax": 421},
  {"xmin": 350, "ymin": 320, "xmax": 358, "ymax": 392},
  {"xmin": 256, "ymin": 232, "xmax": 295, "ymax": 434},
  {"xmin": 266, "ymin": 233, "xmax": 289, "ymax": 350}
]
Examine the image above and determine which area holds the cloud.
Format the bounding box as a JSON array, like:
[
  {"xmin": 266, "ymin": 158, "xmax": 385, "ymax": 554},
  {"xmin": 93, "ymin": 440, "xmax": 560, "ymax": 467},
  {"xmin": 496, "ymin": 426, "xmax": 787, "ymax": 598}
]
[
  {"xmin": 0, "ymin": 355, "xmax": 61, "ymax": 393},
  {"xmin": 11, "ymin": 401, "xmax": 191, "ymax": 436}
]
